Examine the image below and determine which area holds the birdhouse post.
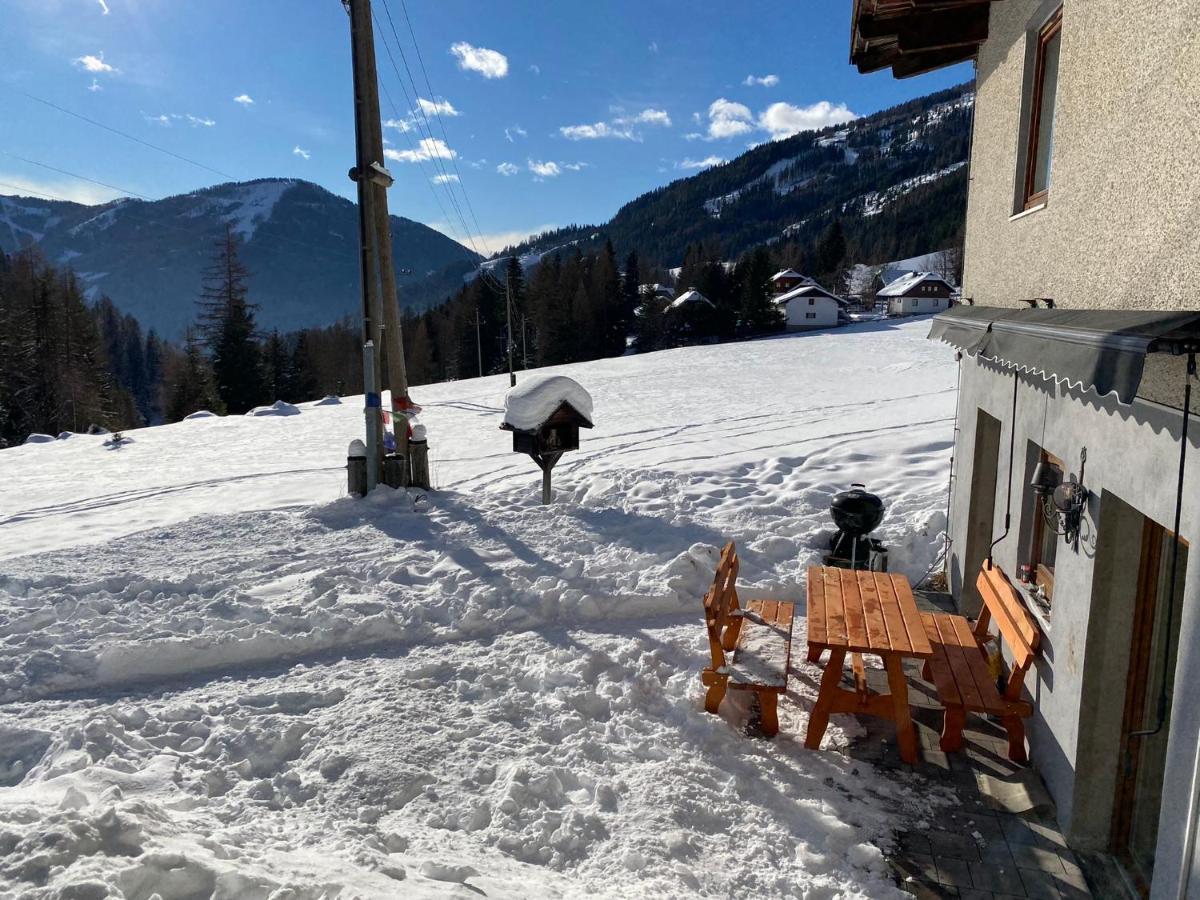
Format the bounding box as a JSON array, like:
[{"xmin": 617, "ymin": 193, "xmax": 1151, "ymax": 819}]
[{"xmin": 500, "ymin": 375, "xmax": 594, "ymax": 504}]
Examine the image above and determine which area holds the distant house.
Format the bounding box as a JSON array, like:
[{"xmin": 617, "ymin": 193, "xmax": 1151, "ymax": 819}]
[
  {"xmin": 668, "ymin": 288, "xmax": 715, "ymax": 312},
  {"xmin": 773, "ymin": 283, "xmax": 843, "ymax": 332},
  {"xmin": 638, "ymin": 283, "xmax": 674, "ymax": 301},
  {"xmin": 877, "ymin": 271, "xmax": 954, "ymax": 316},
  {"xmin": 769, "ymin": 269, "xmax": 815, "ymax": 295}
]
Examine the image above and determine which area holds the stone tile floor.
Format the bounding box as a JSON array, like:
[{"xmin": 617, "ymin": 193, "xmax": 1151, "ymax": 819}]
[{"xmin": 832, "ymin": 591, "xmax": 1100, "ymax": 899}]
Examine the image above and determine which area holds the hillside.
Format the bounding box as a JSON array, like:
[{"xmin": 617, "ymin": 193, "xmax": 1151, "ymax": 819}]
[
  {"xmin": 0, "ymin": 320, "xmax": 955, "ymax": 898},
  {"xmin": 0, "ymin": 179, "xmax": 480, "ymax": 338},
  {"xmin": 498, "ymin": 83, "xmax": 974, "ymax": 271}
]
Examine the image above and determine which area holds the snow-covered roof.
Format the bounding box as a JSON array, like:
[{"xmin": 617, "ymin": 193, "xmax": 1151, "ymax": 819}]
[
  {"xmin": 638, "ymin": 282, "xmax": 674, "ymax": 297},
  {"xmin": 770, "ymin": 269, "xmax": 812, "ymax": 283},
  {"xmin": 668, "ymin": 289, "xmax": 715, "ymax": 310},
  {"xmin": 502, "ymin": 374, "xmax": 594, "ymax": 430},
  {"xmin": 773, "ymin": 283, "xmax": 843, "ymax": 305},
  {"xmin": 877, "ymin": 271, "xmax": 954, "ymax": 297}
]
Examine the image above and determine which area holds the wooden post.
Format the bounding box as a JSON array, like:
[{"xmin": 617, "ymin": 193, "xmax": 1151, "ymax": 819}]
[
  {"xmin": 534, "ymin": 451, "xmax": 562, "ymax": 504},
  {"xmin": 409, "ymin": 435, "xmax": 430, "ymax": 490}
]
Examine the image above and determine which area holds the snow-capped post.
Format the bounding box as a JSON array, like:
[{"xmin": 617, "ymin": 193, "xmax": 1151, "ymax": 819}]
[
  {"xmin": 362, "ymin": 340, "xmax": 379, "ymax": 492},
  {"xmin": 500, "ymin": 375, "xmax": 594, "ymax": 504}
]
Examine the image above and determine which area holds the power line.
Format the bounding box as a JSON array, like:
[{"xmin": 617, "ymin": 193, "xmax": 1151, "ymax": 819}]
[
  {"xmin": 0, "ymin": 151, "xmax": 154, "ymax": 201},
  {"xmin": 371, "ymin": 8, "xmax": 484, "ymax": 259},
  {"xmin": 390, "ymin": 0, "xmax": 492, "ymax": 257},
  {"xmin": 15, "ymin": 90, "xmax": 239, "ymax": 182},
  {"xmin": 0, "ymin": 179, "xmax": 72, "ymax": 203}
]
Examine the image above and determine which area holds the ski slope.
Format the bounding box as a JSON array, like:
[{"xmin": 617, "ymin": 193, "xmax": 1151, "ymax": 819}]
[{"xmin": 0, "ymin": 318, "xmax": 959, "ymax": 899}]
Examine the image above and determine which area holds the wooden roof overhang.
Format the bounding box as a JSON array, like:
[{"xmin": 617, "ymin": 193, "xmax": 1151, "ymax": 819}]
[{"xmin": 850, "ymin": 0, "xmax": 1000, "ymax": 78}]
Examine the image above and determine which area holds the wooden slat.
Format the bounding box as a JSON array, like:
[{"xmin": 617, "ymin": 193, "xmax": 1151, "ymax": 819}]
[
  {"xmin": 841, "ymin": 569, "xmax": 870, "ymax": 651},
  {"xmin": 977, "ymin": 568, "xmax": 1036, "ymax": 667},
  {"xmin": 947, "ymin": 613, "xmax": 1007, "ymax": 714},
  {"xmin": 875, "ymin": 572, "xmax": 913, "ymax": 654},
  {"xmin": 807, "ymin": 566, "xmax": 828, "ymax": 648},
  {"xmin": 922, "ymin": 614, "xmax": 963, "ymax": 706},
  {"xmin": 858, "ymin": 571, "xmax": 891, "ymax": 651},
  {"xmin": 892, "ymin": 573, "xmax": 933, "ymax": 657},
  {"xmin": 936, "ymin": 614, "xmax": 988, "ymax": 712},
  {"xmin": 824, "ymin": 570, "xmax": 848, "ymax": 647}
]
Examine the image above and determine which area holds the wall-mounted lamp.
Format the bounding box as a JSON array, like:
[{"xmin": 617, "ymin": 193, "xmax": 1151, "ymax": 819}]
[{"xmin": 1030, "ymin": 451, "xmax": 1087, "ymax": 545}]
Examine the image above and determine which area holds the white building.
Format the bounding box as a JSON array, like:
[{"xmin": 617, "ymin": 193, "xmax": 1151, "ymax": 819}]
[
  {"xmin": 773, "ymin": 284, "xmax": 843, "ymax": 332},
  {"xmin": 877, "ymin": 271, "xmax": 955, "ymax": 316}
]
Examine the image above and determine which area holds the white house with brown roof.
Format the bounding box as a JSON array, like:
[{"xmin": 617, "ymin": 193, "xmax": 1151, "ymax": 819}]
[
  {"xmin": 773, "ymin": 283, "xmax": 843, "ymax": 331},
  {"xmin": 878, "ymin": 271, "xmax": 955, "ymax": 316}
]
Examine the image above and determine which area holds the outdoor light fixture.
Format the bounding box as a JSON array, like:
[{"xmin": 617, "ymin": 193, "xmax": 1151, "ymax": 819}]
[{"xmin": 1031, "ymin": 451, "xmax": 1087, "ymax": 545}]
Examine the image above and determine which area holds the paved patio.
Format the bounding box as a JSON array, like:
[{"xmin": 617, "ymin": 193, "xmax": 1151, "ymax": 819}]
[{"xmin": 837, "ymin": 591, "xmax": 1097, "ymax": 899}]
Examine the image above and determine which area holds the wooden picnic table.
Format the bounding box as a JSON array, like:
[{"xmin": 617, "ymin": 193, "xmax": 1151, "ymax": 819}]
[{"xmin": 804, "ymin": 565, "xmax": 933, "ymax": 764}]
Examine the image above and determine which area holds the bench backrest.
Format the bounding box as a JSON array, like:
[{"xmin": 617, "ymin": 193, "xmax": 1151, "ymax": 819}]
[
  {"xmin": 702, "ymin": 542, "xmax": 740, "ymax": 670},
  {"xmin": 976, "ymin": 563, "xmax": 1042, "ymax": 697}
]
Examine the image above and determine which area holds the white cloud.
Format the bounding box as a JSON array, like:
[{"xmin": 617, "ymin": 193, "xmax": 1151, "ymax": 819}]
[
  {"xmin": 496, "ymin": 162, "xmax": 519, "ymax": 176},
  {"xmin": 144, "ymin": 112, "xmax": 215, "ymax": 128},
  {"xmin": 450, "ymin": 42, "xmax": 508, "ymax": 79},
  {"xmin": 648, "ymin": 41, "xmax": 659, "ymax": 53},
  {"xmin": 233, "ymin": 94, "xmax": 254, "ymax": 106},
  {"xmin": 432, "ymin": 223, "xmax": 556, "ymax": 251},
  {"xmin": 528, "ymin": 159, "xmax": 561, "ymax": 178},
  {"xmin": 384, "ymin": 117, "xmax": 415, "ymax": 132},
  {"xmin": 560, "ymin": 121, "xmax": 635, "ymax": 141},
  {"xmin": 504, "ymin": 124, "xmax": 527, "ymax": 143},
  {"xmin": 144, "ymin": 113, "xmax": 171, "ymax": 126},
  {"xmin": 432, "ymin": 173, "xmax": 459, "ymax": 184},
  {"xmin": 73, "ymin": 53, "xmax": 116, "ymax": 74},
  {"xmin": 705, "ymin": 98, "xmax": 754, "ymax": 139},
  {"xmin": 87, "ymin": 78, "xmax": 102, "ymax": 93},
  {"xmin": 744, "ymin": 74, "xmax": 780, "ymax": 87},
  {"xmin": 560, "ymin": 108, "xmax": 670, "ymax": 141},
  {"xmin": 684, "ymin": 132, "xmax": 702, "ymax": 141},
  {"xmin": 678, "ymin": 156, "xmax": 725, "ymax": 170},
  {"xmin": 96, "ymin": 0, "xmax": 109, "ymax": 14},
  {"xmin": 758, "ymin": 100, "xmax": 857, "ymax": 139},
  {"xmin": 528, "ymin": 64, "xmax": 541, "ymax": 75},
  {"xmin": 417, "ymin": 97, "xmax": 459, "ymax": 117},
  {"xmin": 562, "ymin": 162, "xmax": 588, "ymax": 171},
  {"xmin": 293, "ymin": 146, "xmax": 311, "ymax": 160},
  {"xmin": 385, "ymin": 137, "xmax": 457, "ymax": 162},
  {"xmin": 187, "ymin": 114, "xmax": 215, "ymax": 127}
]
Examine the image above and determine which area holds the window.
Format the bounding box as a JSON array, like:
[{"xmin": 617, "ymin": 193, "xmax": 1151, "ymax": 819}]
[
  {"xmin": 808, "ymin": 298, "xmax": 815, "ymax": 305},
  {"xmin": 805, "ymin": 312, "xmax": 817, "ymax": 319},
  {"xmin": 1024, "ymin": 449, "xmax": 1063, "ymax": 609},
  {"xmin": 1022, "ymin": 7, "xmax": 1063, "ymax": 209}
]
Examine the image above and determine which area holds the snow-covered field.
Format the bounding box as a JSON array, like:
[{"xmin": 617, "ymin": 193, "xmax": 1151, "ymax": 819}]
[{"xmin": 0, "ymin": 319, "xmax": 958, "ymax": 899}]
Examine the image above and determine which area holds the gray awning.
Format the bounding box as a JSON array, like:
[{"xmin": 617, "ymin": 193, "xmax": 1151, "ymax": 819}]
[{"xmin": 929, "ymin": 306, "xmax": 1200, "ymax": 404}]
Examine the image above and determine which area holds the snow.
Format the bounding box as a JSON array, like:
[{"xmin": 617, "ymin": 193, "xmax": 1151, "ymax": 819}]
[
  {"xmin": 667, "ymin": 289, "xmax": 714, "ymax": 310},
  {"xmin": 502, "ymin": 375, "xmax": 594, "ymax": 431},
  {"xmin": 0, "ymin": 321, "xmax": 959, "ymax": 898},
  {"xmin": 247, "ymin": 400, "xmax": 301, "ymax": 417},
  {"xmin": 853, "ymin": 162, "xmax": 968, "ymax": 218},
  {"xmin": 211, "ymin": 180, "xmax": 295, "ymax": 241},
  {"xmin": 877, "ymin": 271, "xmax": 953, "ymax": 298},
  {"xmin": 183, "ymin": 410, "xmax": 219, "ymax": 420}
]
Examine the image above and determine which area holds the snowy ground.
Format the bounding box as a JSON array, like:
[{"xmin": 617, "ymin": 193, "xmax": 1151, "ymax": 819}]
[{"xmin": 0, "ymin": 319, "xmax": 959, "ymax": 899}]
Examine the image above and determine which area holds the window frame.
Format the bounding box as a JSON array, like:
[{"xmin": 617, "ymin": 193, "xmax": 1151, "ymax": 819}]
[
  {"xmin": 1021, "ymin": 7, "xmax": 1063, "ymax": 211},
  {"xmin": 1027, "ymin": 449, "xmax": 1064, "ymax": 604}
]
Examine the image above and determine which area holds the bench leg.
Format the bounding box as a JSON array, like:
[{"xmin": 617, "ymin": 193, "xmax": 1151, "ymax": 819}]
[
  {"xmin": 1001, "ymin": 715, "xmax": 1028, "ymax": 764},
  {"xmin": 759, "ymin": 691, "xmax": 779, "ymax": 738},
  {"xmin": 805, "ymin": 648, "xmax": 846, "ymax": 750},
  {"xmin": 940, "ymin": 706, "xmax": 966, "ymax": 753},
  {"xmin": 807, "ymin": 645, "xmax": 823, "ymax": 664},
  {"xmin": 704, "ymin": 680, "xmax": 727, "ymax": 716}
]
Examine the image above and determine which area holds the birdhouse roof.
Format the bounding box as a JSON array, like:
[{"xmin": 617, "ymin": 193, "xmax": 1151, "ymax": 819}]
[{"xmin": 502, "ymin": 375, "xmax": 594, "ymax": 431}]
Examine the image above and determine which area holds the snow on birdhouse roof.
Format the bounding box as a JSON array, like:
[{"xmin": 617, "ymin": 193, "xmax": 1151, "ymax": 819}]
[
  {"xmin": 773, "ymin": 283, "xmax": 843, "ymax": 305},
  {"xmin": 502, "ymin": 374, "xmax": 594, "ymax": 431},
  {"xmin": 877, "ymin": 271, "xmax": 953, "ymax": 297},
  {"xmin": 668, "ymin": 289, "xmax": 715, "ymax": 310}
]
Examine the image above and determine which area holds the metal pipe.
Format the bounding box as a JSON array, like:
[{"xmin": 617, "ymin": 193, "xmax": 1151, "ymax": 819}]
[{"xmin": 987, "ymin": 369, "xmax": 1020, "ymax": 569}]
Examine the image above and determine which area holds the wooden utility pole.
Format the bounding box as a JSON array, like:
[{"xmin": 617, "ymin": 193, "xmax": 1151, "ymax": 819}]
[
  {"xmin": 476, "ymin": 306, "xmax": 483, "ymax": 378},
  {"xmin": 506, "ymin": 274, "xmax": 516, "ymax": 387},
  {"xmin": 343, "ymin": 0, "xmax": 428, "ymax": 489}
]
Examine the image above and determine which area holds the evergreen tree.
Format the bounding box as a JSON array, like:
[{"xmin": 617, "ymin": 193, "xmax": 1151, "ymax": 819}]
[
  {"xmin": 196, "ymin": 225, "xmax": 267, "ymax": 414},
  {"xmin": 262, "ymin": 329, "xmax": 295, "ymax": 401},
  {"xmin": 738, "ymin": 246, "xmax": 784, "ymax": 335},
  {"xmin": 164, "ymin": 328, "xmax": 224, "ymax": 421}
]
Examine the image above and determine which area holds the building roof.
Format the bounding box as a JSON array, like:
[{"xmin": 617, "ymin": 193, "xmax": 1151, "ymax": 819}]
[
  {"xmin": 850, "ymin": 0, "xmax": 999, "ymax": 79},
  {"xmin": 773, "ymin": 283, "xmax": 844, "ymax": 306},
  {"xmin": 638, "ymin": 282, "xmax": 674, "ymax": 297},
  {"xmin": 878, "ymin": 271, "xmax": 954, "ymax": 297},
  {"xmin": 770, "ymin": 269, "xmax": 812, "ymax": 283},
  {"xmin": 669, "ymin": 289, "xmax": 715, "ymax": 310}
]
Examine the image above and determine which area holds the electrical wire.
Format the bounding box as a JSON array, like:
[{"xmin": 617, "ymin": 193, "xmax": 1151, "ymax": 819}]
[
  {"xmin": 388, "ymin": 0, "xmax": 492, "ymax": 256},
  {"xmin": 0, "ymin": 151, "xmax": 154, "ymax": 201}
]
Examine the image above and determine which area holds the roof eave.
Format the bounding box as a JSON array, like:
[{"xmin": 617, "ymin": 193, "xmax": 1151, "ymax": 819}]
[{"xmin": 851, "ymin": 0, "xmax": 997, "ymax": 79}]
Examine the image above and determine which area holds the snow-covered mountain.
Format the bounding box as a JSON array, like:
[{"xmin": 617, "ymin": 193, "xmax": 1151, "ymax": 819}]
[
  {"xmin": 0, "ymin": 178, "xmax": 481, "ymax": 338},
  {"xmin": 498, "ymin": 83, "xmax": 974, "ymax": 270}
]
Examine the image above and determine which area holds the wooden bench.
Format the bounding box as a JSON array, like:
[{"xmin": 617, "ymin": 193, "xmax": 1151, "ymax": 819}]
[
  {"xmin": 700, "ymin": 542, "xmax": 795, "ymax": 737},
  {"xmin": 921, "ymin": 563, "xmax": 1042, "ymax": 763}
]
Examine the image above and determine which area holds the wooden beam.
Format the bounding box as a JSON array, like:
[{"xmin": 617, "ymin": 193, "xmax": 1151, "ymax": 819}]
[
  {"xmin": 896, "ymin": 9, "xmax": 989, "ymax": 52},
  {"xmin": 891, "ymin": 45, "xmax": 978, "ymax": 78}
]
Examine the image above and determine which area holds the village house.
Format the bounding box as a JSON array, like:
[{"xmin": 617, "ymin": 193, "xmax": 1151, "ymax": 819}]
[
  {"xmin": 773, "ymin": 282, "xmax": 844, "ymax": 332},
  {"xmin": 877, "ymin": 271, "xmax": 955, "ymax": 317},
  {"xmin": 852, "ymin": 1, "xmax": 1200, "ymax": 897},
  {"xmin": 769, "ymin": 268, "xmax": 815, "ymax": 295}
]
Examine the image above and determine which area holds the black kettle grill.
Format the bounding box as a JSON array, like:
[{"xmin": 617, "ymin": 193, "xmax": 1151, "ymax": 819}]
[{"xmin": 826, "ymin": 484, "xmax": 888, "ymax": 571}]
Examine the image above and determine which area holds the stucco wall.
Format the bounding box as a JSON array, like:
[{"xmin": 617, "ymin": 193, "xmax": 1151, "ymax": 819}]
[
  {"xmin": 947, "ymin": 357, "xmax": 1200, "ymax": 897},
  {"xmin": 963, "ymin": 0, "xmax": 1200, "ymax": 314},
  {"xmin": 781, "ymin": 297, "xmax": 837, "ymax": 331}
]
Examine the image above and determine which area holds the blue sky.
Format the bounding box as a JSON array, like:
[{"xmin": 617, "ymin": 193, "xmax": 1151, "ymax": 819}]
[{"xmin": 1, "ymin": 0, "xmax": 971, "ymax": 254}]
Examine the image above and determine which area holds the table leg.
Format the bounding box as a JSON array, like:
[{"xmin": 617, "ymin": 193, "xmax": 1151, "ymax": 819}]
[
  {"xmin": 884, "ymin": 654, "xmax": 918, "ymax": 764},
  {"xmin": 804, "ymin": 648, "xmax": 846, "ymax": 751}
]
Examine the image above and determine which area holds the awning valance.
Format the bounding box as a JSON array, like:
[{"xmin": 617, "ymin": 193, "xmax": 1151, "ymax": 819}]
[{"xmin": 929, "ymin": 306, "xmax": 1200, "ymax": 404}]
